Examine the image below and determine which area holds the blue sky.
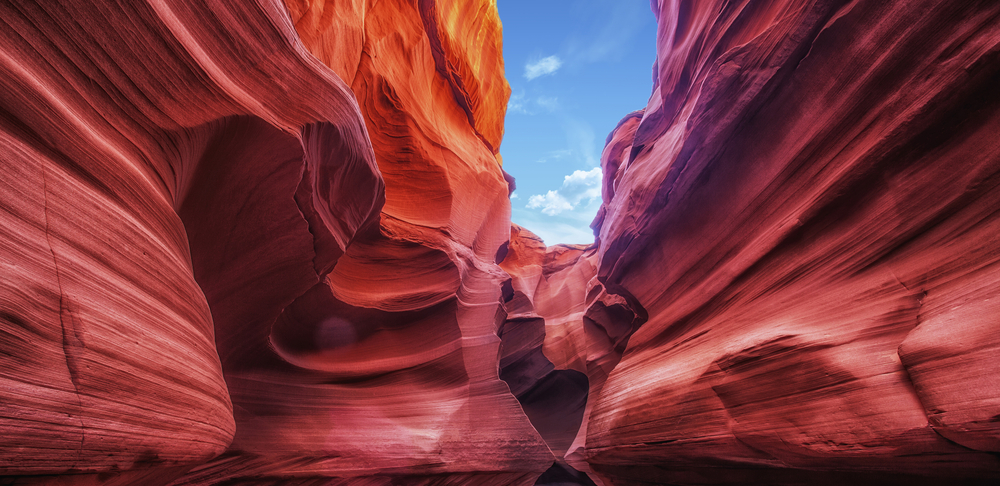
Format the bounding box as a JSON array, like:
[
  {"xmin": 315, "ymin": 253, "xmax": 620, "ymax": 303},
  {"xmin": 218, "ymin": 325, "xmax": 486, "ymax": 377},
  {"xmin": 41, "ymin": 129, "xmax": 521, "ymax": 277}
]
[{"xmin": 497, "ymin": 0, "xmax": 658, "ymax": 245}]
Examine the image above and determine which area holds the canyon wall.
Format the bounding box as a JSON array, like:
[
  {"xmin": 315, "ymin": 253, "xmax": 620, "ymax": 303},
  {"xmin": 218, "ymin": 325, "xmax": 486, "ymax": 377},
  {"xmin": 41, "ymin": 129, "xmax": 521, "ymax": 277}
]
[
  {"xmin": 2, "ymin": 0, "xmax": 999, "ymax": 485},
  {"xmin": 0, "ymin": 0, "xmax": 550, "ymax": 484},
  {"xmin": 179, "ymin": 0, "xmax": 554, "ymax": 483},
  {"xmin": 0, "ymin": 0, "xmax": 380, "ymax": 481},
  {"xmin": 580, "ymin": 0, "xmax": 1000, "ymax": 484}
]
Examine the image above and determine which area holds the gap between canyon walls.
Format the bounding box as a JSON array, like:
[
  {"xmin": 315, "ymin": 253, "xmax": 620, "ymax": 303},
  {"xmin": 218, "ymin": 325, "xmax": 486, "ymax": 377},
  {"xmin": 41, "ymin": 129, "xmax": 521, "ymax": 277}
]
[
  {"xmin": 0, "ymin": 0, "xmax": 554, "ymax": 484},
  {"xmin": 2, "ymin": 0, "xmax": 1000, "ymax": 485},
  {"xmin": 179, "ymin": 0, "xmax": 561, "ymax": 484}
]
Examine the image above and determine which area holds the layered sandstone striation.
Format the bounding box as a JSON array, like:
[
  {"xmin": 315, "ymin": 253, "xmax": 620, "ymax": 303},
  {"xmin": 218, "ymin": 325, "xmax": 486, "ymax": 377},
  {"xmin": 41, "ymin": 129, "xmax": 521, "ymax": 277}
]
[
  {"xmin": 0, "ymin": 0, "xmax": 549, "ymax": 484},
  {"xmin": 498, "ymin": 225, "xmax": 643, "ymax": 485},
  {"xmin": 499, "ymin": 225, "xmax": 594, "ymax": 458},
  {"xmin": 0, "ymin": 0, "xmax": 381, "ymax": 480},
  {"xmin": 2, "ymin": 0, "xmax": 999, "ymax": 485},
  {"xmin": 580, "ymin": 0, "xmax": 1000, "ymax": 484},
  {"xmin": 177, "ymin": 0, "xmax": 552, "ymax": 483}
]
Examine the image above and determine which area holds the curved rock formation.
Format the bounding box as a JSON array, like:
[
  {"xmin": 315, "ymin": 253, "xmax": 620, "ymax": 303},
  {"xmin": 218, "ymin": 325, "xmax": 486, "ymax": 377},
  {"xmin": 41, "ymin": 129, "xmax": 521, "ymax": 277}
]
[
  {"xmin": 0, "ymin": 0, "xmax": 380, "ymax": 480},
  {"xmin": 1, "ymin": 0, "xmax": 547, "ymax": 484},
  {"xmin": 583, "ymin": 0, "xmax": 1000, "ymax": 484},
  {"xmin": 174, "ymin": 0, "xmax": 551, "ymax": 484},
  {"xmin": 3, "ymin": 0, "xmax": 999, "ymax": 484},
  {"xmin": 498, "ymin": 225, "xmax": 647, "ymax": 485},
  {"xmin": 499, "ymin": 225, "xmax": 594, "ymax": 457}
]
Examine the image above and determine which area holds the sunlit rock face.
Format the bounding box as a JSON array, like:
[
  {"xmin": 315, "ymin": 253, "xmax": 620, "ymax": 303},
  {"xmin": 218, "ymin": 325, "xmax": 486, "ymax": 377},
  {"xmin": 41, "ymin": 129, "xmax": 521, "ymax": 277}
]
[
  {"xmin": 583, "ymin": 0, "xmax": 1000, "ymax": 484},
  {"xmin": 179, "ymin": 0, "xmax": 552, "ymax": 484},
  {"xmin": 0, "ymin": 0, "xmax": 548, "ymax": 484},
  {"xmin": 2, "ymin": 0, "xmax": 999, "ymax": 484}
]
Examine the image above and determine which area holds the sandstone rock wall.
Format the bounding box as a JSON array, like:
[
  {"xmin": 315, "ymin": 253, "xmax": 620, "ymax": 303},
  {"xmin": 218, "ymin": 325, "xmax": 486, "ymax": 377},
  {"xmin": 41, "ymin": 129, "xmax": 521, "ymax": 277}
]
[
  {"xmin": 583, "ymin": 0, "xmax": 1000, "ymax": 484},
  {"xmin": 2, "ymin": 0, "xmax": 999, "ymax": 485},
  {"xmin": 499, "ymin": 225, "xmax": 595, "ymax": 458},
  {"xmin": 0, "ymin": 0, "xmax": 549, "ymax": 484},
  {"xmin": 0, "ymin": 0, "xmax": 380, "ymax": 479},
  {"xmin": 177, "ymin": 0, "xmax": 552, "ymax": 483}
]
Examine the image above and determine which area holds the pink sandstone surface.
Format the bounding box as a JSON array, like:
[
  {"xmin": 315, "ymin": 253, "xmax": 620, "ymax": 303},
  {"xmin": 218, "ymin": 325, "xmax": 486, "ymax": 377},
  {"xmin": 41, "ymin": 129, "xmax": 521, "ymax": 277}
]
[
  {"xmin": 0, "ymin": 0, "xmax": 381, "ymax": 480},
  {"xmin": 175, "ymin": 0, "xmax": 552, "ymax": 483},
  {"xmin": 1, "ymin": 0, "xmax": 999, "ymax": 485},
  {"xmin": 581, "ymin": 0, "xmax": 1000, "ymax": 484}
]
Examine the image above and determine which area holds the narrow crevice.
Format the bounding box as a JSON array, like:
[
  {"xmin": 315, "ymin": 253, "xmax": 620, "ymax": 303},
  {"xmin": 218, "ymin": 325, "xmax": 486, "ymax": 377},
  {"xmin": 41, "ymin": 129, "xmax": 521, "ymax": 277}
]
[{"xmin": 40, "ymin": 165, "xmax": 86, "ymax": 469}]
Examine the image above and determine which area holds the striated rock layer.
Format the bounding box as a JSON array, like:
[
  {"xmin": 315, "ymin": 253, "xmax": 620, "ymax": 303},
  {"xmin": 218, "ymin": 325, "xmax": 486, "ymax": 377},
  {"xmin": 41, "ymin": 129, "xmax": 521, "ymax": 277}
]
[
  {"xmin": 175, "ymin": 0, "xmax": 551, "ymax": 483},
  {"xmin": 0, "ymin": 0, "xmax": 549, "ymax": 484},
  {"xmin": 499, "ymin": 225, "xmax": 595, "ymax": 458},
  {"xmin": 498, "ymin": 225, "xmax": 642, "ymax": 485},
  {"xmin": 0, "ymin": 0, "xmax": 381, "ymax": 480},
  {"xmin": 580, "ymin": 0, "xmax": 1000, "ymax": 484},
  {"xmin": 2, "ymin": 0, "xmax": 1000, "ymax": 484}
]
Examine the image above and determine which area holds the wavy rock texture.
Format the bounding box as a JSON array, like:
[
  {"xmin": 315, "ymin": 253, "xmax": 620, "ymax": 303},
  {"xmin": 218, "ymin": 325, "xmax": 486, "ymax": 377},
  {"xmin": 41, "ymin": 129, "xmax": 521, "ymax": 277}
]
[
  {"xmin": 173, "ymin": 0, "xmax": 552, "ymax": 484},
  {"xmin": 0, "ymin": 0, "xmax": 549, "ymax": 484},
  {"xmin": 498, "ymin": 225, "xmax": 644, "ymax": 486},
  {"xmin": 0, "ymin": 0, "xmax": 381, "ymax": 481},
  {"xmin": 3, "ymin": 0, "xmax": 1000, "ymax": 484},
  {"xmin": 499, "ymin": 225, "xmax": 594, "ymax": 458},
  {"xmin": 582, "ymin": 0, "xmax": 1000, "ymax": 484}
]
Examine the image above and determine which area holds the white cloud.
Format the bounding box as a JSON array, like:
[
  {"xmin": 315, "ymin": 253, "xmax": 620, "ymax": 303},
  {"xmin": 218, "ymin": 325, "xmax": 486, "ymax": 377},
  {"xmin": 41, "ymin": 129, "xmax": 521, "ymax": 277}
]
[
  {"xmin": 510, "ymin": 192, "xmax": 519, "ymax": 199},
  {"xmin": 507, "ymin": 91, "xmax": 529, "ymax": 114},
  {"xmin": 563, "ymin": 167, "xmax": 603, "ymax": 191},
  {"xmin": 524, "ymin": 55, "xmax": 563, "ymax": 80},
  {"xmin": 526, "ymin": 167, "xmax": 602, "ymax": 216},
  {"xmin": 527, "ymin": 191, "xmax": 573, "ymax": 216},
  {"xmin": 526, "ymin": 220, "xmax": 596, "ymax": 245},
  {"xmin": 511, "ymin": 206, "xmax": 598, "ymax": 245},
  {"xmin": 536, "ymin": 96, "xmax": 559, "ymax": 111}
]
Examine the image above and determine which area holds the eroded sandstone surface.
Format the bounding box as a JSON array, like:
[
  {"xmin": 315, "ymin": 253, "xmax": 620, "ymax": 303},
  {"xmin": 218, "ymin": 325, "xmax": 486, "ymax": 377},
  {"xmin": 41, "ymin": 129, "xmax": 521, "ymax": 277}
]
[
  {"xmin": 1, "ymin": 0, "xmax": 998, "ymax": 485},
  {"xmin": 177, "ymin": 0, "xmax": 552, "ymax": 483},
  {"xmin": 0, "ymin": 0, "xmax": 380, "ymax": 480},
  {"xmin": 1, "ymin": 0, "xmax": 546, "ymax": 484},
  {"xmin": 582, "ymin": 1, "xmax": 1000, "ymax": 484}
]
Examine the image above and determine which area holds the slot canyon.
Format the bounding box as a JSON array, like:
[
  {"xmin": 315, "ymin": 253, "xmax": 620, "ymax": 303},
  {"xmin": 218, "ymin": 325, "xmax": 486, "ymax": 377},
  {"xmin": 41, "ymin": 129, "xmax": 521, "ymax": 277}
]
[{"xmin": 1, "ymin": 0, "xmax": 998, "ymax": 484}]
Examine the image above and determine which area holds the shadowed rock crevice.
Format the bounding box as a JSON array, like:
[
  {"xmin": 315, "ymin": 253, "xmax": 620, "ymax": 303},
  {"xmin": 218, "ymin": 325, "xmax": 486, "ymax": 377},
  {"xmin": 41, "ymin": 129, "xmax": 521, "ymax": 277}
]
[
  {"xmin": 498, "ymin": 316, "xmax": 590, "ymax": 456},
  {"xmin": 534, "ymin": 461, "xmax": 599, "ymax": 486}
]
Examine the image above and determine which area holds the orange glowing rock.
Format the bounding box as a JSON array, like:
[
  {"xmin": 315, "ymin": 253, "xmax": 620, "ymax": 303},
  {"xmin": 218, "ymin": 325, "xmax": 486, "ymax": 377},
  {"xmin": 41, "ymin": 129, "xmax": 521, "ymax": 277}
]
[
  {"xmin": 176, "ymin": 0, "xmax": 551, "ymax": 483},
  {"xmin": 3, "ymin": 0, "xmax": 999, "ymax": 484}
]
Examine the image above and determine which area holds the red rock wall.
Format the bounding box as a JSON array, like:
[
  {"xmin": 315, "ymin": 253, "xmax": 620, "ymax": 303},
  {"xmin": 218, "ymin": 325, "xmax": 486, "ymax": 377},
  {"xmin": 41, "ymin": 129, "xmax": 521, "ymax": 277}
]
[
  {"xmin": 582, "ymin": 0, "xmax": 1000, "ymax": 484},
  {"xmin": 175, "ymin": 0, "xmax": 550, "ymax": 483},
  {"xmin": 175, "ymin": 0, "xmax": 553, "ymax": 483},
  {"xmin": 499, "ymin": 225, "xmax": 595, "ymax": 458},
  {"xmin": 498, "ymin": 225, "xmax": 644, "ymax": 485},
  {"xmin": 0, "ymin": 0, "xmax": 381, "ymax": 480},
  {"xmin": 3, "ymin": 0, "xmax": 1000, "ymax": 484},
  {"xmin": 0, "ymin": 0, "xmax": 549, "ymax": 484}
]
